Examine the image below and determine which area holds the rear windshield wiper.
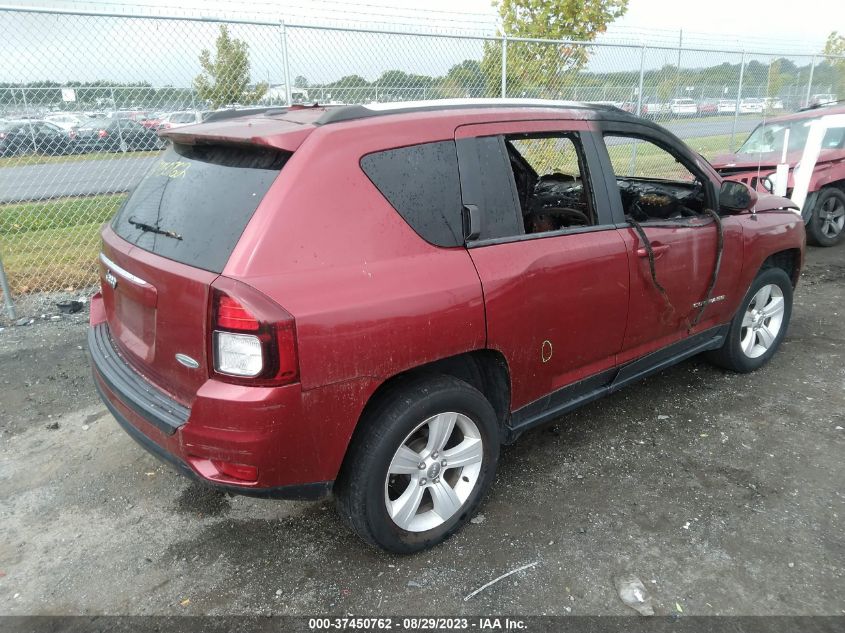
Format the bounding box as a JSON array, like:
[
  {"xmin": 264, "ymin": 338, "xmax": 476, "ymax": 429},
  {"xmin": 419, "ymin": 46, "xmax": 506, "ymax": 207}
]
[{"xmin": 128, "ymin": 216, "xmax": 183, "ymax": 240}]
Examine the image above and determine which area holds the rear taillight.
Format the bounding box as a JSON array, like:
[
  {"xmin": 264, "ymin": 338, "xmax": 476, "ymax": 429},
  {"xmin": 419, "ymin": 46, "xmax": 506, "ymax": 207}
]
[
  {"xmin": 217, "ymin": 295, "xmax": 259, "ymax": 330},
  {"xmin": 0, "ymin": 133, "xmax": 5, "ymax": 140},
  {"xmin": 209, "ymin": 279, "xmax": 298, "ymax": 386},
  {"xmin": 98, "ymin": 129, "xmax": 108, "ymax": 138}
]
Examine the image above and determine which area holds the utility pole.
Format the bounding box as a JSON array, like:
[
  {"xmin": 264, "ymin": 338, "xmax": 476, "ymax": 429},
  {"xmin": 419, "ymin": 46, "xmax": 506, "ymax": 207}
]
[{"xmin": 673, "ymin": 29, "xmax": 683, "ymax": 100}]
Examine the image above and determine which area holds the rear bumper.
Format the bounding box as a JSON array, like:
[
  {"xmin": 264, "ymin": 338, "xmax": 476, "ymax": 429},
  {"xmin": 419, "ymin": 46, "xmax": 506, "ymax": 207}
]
[{"xmin": 88, "ymin": 322, "xmax": 332, "ymax": 500}]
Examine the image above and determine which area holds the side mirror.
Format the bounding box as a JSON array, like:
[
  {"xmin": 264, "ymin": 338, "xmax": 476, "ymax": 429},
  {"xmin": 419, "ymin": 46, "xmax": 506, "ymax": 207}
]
[{"xmin": 719, "ymin": 180, "xmax": 758, "ymax": 212}]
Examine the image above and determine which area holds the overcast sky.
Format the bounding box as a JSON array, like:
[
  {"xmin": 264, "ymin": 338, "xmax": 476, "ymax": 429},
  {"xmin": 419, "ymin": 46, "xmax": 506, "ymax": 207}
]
[
  {"xmin": 29, "ymin": 0, "xmax": 843, "ymax": 50},
  {"xmin": 1, "ymin": 0, "xmax": 841, "ymax": 87}
]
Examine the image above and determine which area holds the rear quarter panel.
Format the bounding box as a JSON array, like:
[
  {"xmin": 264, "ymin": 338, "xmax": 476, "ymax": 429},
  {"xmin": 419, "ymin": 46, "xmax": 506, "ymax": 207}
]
[{"xmin": 222, "ymin": 115, "xmax": 487, "ymax": 472}]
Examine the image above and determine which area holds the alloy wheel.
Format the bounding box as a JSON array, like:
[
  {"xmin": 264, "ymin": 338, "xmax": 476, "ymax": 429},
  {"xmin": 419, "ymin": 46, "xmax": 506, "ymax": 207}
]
[
  {"xmin": 739, "ymin": 283, "xmax": 785, "ymax": 358},
  {"xmin": 384, "ymin": 412, "xmax": 483, "ymax": 532},
  {"xmin": 819, "ymin": 196, "xmax": 845, "ymax": 239}
]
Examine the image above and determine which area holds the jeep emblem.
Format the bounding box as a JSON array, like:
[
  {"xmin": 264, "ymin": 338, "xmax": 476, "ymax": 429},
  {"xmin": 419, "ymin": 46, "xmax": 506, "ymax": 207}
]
[{"xmin": 105, "ymin": 270, "xmax": 118, "ymax": 289}]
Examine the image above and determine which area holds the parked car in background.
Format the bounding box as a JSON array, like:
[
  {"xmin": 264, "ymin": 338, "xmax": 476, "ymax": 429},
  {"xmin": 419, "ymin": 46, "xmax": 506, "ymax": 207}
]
[
  {"xmin": 640, "ymin": 97, "xmax": 667, "ymax": 118},
  {"xmin": 139, "ymin": 114, "xmax": 163, "ymax": 130},
  {"xmin": 108, "ymin": 110, "xmax": 149, "ymax": 123},
  {"xmin": 0, "ymin": 120, "xmax": 75, "ymax": 157},
  {"xmin": 712, "ymin": 103, "xmax": 845, "ymax": 246},
  {"xmin": 45, "ymin": 112, "xmax": 86, "ymax": 132},
  {"xmin": 90, "ymin": 100, "xmax": 805, "ymax": 553},
  {"xmin": 739, "ymin": 98, "xmax": 764, "ymax": 114},
  {"xmin": 810, "ymin": 94, "xmax": 837, "ymax": 107},
  {"xmin": 668, "ymin": 98, "xmax": 698, "ymax": 116},
  {"xmin": 698, "ymin": 100, "xmax": 719, "ymax": 116},
  {"xmin": 74, "ymin": 117, "xmax": 164, "ymax": 153},
  {"xmin": 158, "ymin": 110, "xmax": 206, "ymax": 130},
  {"xmin": 718, "ymin": 99, "xmax": 737, "ymax": 114},
  {"xmin": 762, "ymin": 97, "xmax": 784, "ymax": 111}
]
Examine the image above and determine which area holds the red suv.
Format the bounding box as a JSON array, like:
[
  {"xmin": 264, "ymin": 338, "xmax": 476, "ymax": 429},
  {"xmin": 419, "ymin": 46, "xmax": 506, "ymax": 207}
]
[
  {"xmin": 89, "ymin": 100, "xmax": 805, "ymax": 552},
  {"xmin": 712, "ymin": 104, "xmax": 845, "ymax": 246}
]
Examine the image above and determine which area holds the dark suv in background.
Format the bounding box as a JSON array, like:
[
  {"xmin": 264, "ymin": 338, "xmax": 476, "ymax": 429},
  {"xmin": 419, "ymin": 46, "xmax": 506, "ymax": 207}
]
[{"xmin": 89, "ymin": 100, "xmax": 805, "ymax": 552}]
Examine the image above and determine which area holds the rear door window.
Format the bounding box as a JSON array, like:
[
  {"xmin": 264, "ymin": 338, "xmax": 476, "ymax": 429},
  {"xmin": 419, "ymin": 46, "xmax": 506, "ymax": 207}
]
[
  {"xmin": 360, "ymin": 140, "xmax": 463, "ymax": 247},
  {"xmin": 111, "ymin": 143, "xmax": 288, "ymax": 272}
]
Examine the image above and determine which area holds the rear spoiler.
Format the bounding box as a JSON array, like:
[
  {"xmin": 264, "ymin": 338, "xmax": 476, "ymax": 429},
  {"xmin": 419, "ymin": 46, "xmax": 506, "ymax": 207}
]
[
  {"xmin": 160, "ymin": 107, "xmax": 324, "ymax": 152},
  {"xmin": 202, "ymin": 106, "xmax": 289, "ymax": 123},
  {"xmin": 202, "ymin": 103, "xmax": 330, "ymax": 123}
]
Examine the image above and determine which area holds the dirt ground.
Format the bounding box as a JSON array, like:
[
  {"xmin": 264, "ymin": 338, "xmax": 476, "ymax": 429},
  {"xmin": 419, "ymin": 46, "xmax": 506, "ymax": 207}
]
[{"xmin": 0, "ymin": 244, "xmax": 843, "ymax": 617}]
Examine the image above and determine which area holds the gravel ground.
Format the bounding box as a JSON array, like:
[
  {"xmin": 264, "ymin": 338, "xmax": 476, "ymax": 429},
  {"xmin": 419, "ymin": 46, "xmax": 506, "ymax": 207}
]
[{"xmin": 0, "ymin": 245, "xmax": 843, "ymax": 616}]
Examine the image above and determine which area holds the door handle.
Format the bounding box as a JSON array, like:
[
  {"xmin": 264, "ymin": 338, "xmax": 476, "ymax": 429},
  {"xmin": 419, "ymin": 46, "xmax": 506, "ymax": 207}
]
[
  {"xmin": 636, "ymin": 243, "xmax": 670, "ymax": 258},
  {"xmin": 462, "ymin": 204, "xmax": 482, "ymax": 242}
]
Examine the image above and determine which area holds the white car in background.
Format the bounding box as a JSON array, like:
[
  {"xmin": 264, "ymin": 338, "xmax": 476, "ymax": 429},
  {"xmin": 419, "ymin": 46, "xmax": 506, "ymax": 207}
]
[
  {"xmin": 717, "ymin": 99, "xmax": 737, "ymax": 113},
  {"xmin": 739, "ymin": 98, "xmax": 764, "ymax": 114},
  {"xmin": 762, "ymin": 97, "xmax": 785, "ymax": 110},
  {"xmin": 44, "ymin": 113, "xmax": 85, "ymax": 132},
  {"xmin": 158, "ymin": 110, "xmax": 205, "ymax": 130},
  {"xmin": 668, "ymin": 98, "xmax": 698, "ymax": 116}
]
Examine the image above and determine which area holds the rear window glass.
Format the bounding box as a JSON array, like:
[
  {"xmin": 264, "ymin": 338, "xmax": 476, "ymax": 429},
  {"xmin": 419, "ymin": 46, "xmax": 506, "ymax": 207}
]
[
  {"xmin": 112, "ymin": 143, "xmax": 288, "ymax": 272},
  {"xmin": 360, "ymin": 140, "xmax": 463, "ymax": 247}
]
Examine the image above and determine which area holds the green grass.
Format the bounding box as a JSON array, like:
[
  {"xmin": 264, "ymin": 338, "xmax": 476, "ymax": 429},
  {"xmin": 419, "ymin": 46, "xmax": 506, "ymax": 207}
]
[
  {"xmin": 0, "ymin": 194, "xmax": 124, "ymax": 235},
  {"xmin": 685, "ymin": 134, "xmax": 734, "ymax": 160},
  {"xmin": 0, "ymin": 194, "xmax": 126, "ymax": 292},
  {"xmin": 0, "ymin": 149, "xmax": 161, "ymax": 169}
]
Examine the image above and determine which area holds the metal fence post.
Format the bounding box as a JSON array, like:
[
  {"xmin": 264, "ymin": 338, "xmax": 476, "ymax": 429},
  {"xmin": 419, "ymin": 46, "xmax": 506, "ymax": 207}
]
[
  {"xmin": 20, "ymin": 88, "xmax": 39, "ymax": 149},
  {"xmin": 501, "ymin": 35, "xmax": 507, "ymax": 98},
  {"xmin": 628, "ymin": 44, "xmax": 647, "ymax": 176},
  {"xmin": 673, "ymin": 29, "xmax": 683, "ymax": 99},
  {"xmin": 730, "ymin": 50, "xmax": 746, "ymax": 152},
  {"xmin": 280, "ymin": 20, "xmax": 293, "ymax": 106},
  {"xmin": 110, "ymin": 86, "xmax": 127, "ymax": 151},
  {"xmin": 805, "ymin": 55, "xmax": 816, "ymax": 108},
  {"xmin": 0, "ymin": 251, "xmax": 15, "ymax": 320}
]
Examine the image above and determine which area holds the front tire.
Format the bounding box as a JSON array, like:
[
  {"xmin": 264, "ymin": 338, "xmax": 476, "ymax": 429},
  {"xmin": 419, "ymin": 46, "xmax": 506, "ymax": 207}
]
[
  {"xmin": 706, "ymin": 267, "xmax": 793, "ymax": 373},
  {"xmin": 335, "ymin": 375, "xmax": 499, "ymax": 553},
  {"xmin": 807, "ymin": 187, "xmax": 845, "ymax": 247}
]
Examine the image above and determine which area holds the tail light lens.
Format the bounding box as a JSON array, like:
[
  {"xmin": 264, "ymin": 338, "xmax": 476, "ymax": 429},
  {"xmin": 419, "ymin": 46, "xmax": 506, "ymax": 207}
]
[
  {"xmin": 98, "ymin": 129, "xmax": 108, "ymax": 138},
  {"xmin": 0, "ymin": 132, "xmax": 5, "ymax": 140},
  {"xmin": 209, "ymin": 278, "xmax": 298, "ymax": 386}
]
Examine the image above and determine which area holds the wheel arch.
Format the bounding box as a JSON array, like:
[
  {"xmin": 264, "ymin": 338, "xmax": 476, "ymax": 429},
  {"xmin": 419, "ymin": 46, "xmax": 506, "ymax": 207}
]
[
  {"xmin": 365, "ymin": 349, "xmax": 511, "ymax": 433},
  {"xmin": 810, "ymin": 176, "xmax": 845, "ymax": 195},
  {"xmin": 760, "ymin": 248, "xmax": 802, "ymax": 287},
  {"xmin": 336, "ymin": 349, "xmax": 512, "ymax": 481}
]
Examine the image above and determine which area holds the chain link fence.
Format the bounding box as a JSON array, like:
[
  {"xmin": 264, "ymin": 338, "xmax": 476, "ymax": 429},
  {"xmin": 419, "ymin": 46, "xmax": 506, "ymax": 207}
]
[{"xmin": 1, "ymin": 5, "xmax": 844, "ymax": 317}]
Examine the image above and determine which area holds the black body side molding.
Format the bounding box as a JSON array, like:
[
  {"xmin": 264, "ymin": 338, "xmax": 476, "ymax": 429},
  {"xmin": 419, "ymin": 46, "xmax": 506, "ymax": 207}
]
[{"xmin": 506, "ymin": 325, "xmax": 728, "ymax": 442}]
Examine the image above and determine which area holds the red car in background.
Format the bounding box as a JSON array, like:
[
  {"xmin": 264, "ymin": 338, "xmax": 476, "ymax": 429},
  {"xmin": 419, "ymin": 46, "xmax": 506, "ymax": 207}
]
[
  {"xmin": 712, "ymin": 104, "xmax": 845, "ymax": 246},
  {"xmin": 698, "ymin": 100, "xmax": 719, "ymax": 116},
  {"xmin": 89, "ymin": 100, "xmax": 805, "ymax": 552}
]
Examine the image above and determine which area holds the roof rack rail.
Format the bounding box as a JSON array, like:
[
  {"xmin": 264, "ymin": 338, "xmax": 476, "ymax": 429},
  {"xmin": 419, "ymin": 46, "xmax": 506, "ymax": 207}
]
[
  {"xmin": 798, "ymin": 98, "xmax": 845, "ymax": 112},
  {"xmin": 314, "ymin": 98, "xmax": 627, "ymax": 125}
]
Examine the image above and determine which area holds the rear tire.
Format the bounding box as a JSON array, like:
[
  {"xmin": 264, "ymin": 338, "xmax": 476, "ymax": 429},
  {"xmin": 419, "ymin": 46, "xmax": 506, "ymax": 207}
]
[
  {"xmin": 807, "ymin": 187, "xmax": 845, "ymax": 247},
  {"xmin": 335, "ymin": 374, "xmax": 499, "ymax": 553},
  {"xmin": 706, "ymin": 267, "xmax": 793, "ymax": 373}
]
